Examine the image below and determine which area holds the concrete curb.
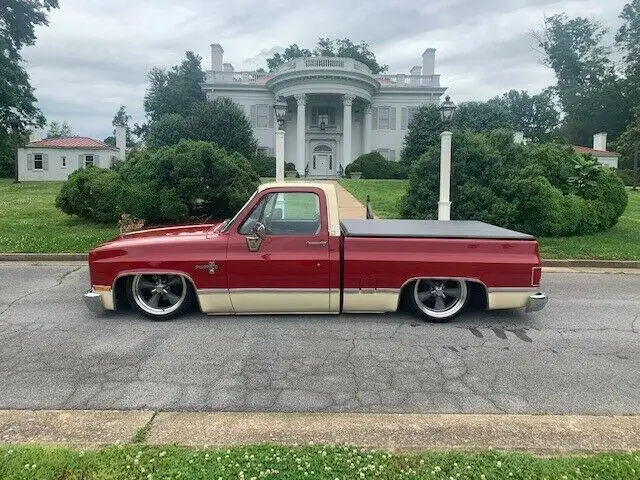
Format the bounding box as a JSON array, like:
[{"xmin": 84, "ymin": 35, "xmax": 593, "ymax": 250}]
[
  {"xmin": 3, "ymin": 410, "xmax": 640, "ymax": 453},
  {"xmin": 0, "ymin": 253, "xmax": 88, "ymax": 261},
  {"xmin": 1, "ymin": 253, "xmax": 639, "ymax": 269}
]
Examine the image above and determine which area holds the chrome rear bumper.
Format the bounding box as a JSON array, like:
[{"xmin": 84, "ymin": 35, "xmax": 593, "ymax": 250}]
[
  {"xmin": 83, "ymin": 291, "xmax": 106, "ymax": 313},
  {"xmin": 526, "ymin": 292, "xmax": 548, "ymax": 312}
]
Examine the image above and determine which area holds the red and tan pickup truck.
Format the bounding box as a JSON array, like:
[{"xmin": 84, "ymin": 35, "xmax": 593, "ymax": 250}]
[{"xmin": 84, "ymin": 182, "xmax": 547, "ymax": 322}]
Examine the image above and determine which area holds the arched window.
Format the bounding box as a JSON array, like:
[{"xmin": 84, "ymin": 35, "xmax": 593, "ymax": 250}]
[{"xmin": 313, "ymin": 144, "xmax": 332, "ymax": 153}]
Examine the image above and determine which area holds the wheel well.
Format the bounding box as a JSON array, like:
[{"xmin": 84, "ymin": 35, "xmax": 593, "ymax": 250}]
[
  {"xmin": 112, "ymin": 273, "xmax": 201, "ymax": 312},
  {"xmin": 398, "ymin": 278, "xmax": 488, "ymax": 310}
]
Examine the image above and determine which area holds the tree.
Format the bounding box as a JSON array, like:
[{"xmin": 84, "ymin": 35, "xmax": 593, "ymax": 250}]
[
  {"xmin": 46, "ymin": 121, "xmax": 73, "ymax": 138},
  {"xmin": 400, "ymin": 105, "xmax": 443, "ymax": 165},
  {"xmin": 143, "ymin": 51, "xmax": 206, "ymax": 122},
  {"xmin": 499, "ymin": 89, "xmax": 560, "ymax": 142},
  {"xmin": 266, "ymin": 44, "xmax": 311, "ymax": 71},
  {"xmin": 535, "ymin": 13, "xmax": 632, "ymax": 144},
  {"xmin": 455, "ymin": 99, "xmax": 511, "ymax": 132},
  {"xmin": 104, "ymin": 106, "xmax": 136, "ymax": 147},
  {"xmin": 188, "ymin": 98, "xmax": 257, "ymax": 159},
  {"xmin": 616, "ymin": 0, "xmax": 640, "ymax": 113},
  {"xmin": 265, "ymin": 38, "xmax": 388, "ymax": 74},
  {"xmin": 145, "ymin": 114, "xmax": 190, "ymax": 149},
  {"xmin": 0, "ymin": 1, "xmax": 59, "ymax": 177}
]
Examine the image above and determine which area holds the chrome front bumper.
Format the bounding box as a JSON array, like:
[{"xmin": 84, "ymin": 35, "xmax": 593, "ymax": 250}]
[
  {"xmin": 526, "ymin": 292, "xmax": 548, "ymax": 312},
  {"xmin": 83, "ymin": 291, "xmax": 106, "ymax": 313}
]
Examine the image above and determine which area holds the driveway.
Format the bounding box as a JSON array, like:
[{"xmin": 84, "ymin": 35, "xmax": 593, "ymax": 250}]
[{"xmin": 0, "ymin": 263, "xmax": 638, "ymax": 413}]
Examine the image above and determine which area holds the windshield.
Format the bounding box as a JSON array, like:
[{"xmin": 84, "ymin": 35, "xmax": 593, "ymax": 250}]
[{"xmin": 220, "ymin": 191, "xmax": 258, "ymax": 233}]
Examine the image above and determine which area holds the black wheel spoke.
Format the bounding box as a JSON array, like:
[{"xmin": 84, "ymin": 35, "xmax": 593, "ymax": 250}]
[
  {"xmin": 148, "ymin": 292, "xmax": 161, "ymax": 308},
  {"xmin": 164, "ymin": 291, "xmax": 180, "ymax": 305},
  {"xmin": 138, "ymin": 278, "xmax": 156, "ymax": 290},
  {"xmin": 434, "ymin": 296, "xmax": 445, "ymax": 310}
]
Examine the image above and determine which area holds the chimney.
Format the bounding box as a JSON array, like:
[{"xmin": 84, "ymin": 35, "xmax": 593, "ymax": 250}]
[
  {"xmin": 114, "ymin": 124, "xmax": 126, "ymax": 161},
  {"xmin": 410, "ymin": 65, "xmax": 422, "ymax": 76},
  {"xmin": 513, "ymin": 131, "xmax": 525, "ymax": 145},
  {"xmin": 422, "ymin": 48, "xmax": 436, "ymax": 76},
  {"xmin": 210, "ymin": 43, "xmax": 223, "ymax": 71},
  {"xmin": 28, "ymin": 128, "xmax": 44, "ymax": 143},
  {"xmin": 593, "ymin": 132, "xmax": 607, "ymax": 151}
]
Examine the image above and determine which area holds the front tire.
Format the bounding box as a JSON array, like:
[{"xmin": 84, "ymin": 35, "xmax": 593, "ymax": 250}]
[
  {"xmin": 126, "ymin": 274, "xmax": 193, "ymax": 320},
  {"xmin": 408, "ymin": 279, "xmax": 468, "ymax": 323}
]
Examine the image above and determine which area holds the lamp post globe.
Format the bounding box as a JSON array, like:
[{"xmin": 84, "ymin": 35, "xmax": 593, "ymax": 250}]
[
  {"xmin": 273, "ymin": 97, "xmax": 288, "ymax": 130},
  {"xmin": 439, "ymin": 95, "xmax": 456, "ymax": 129}
]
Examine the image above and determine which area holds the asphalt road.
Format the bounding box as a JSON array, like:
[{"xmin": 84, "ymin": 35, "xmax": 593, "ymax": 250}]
[{"xmin": 0, "ymin": 263, "xmax": 639, "ymax": 414}]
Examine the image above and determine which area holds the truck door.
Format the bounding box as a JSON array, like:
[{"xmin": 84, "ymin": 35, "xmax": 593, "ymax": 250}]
[{"xmin": 226, "ymin": 188, "xmax": 331, "ymax": 313}]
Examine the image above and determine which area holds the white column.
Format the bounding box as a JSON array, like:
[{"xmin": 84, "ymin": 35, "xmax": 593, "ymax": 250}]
[
  {"xmin": 342, "ymin": 94, "xmax": 354, "ymax": 170},
  {"xmin": 363, "ymin": 105, "xmax": 372, "ymax": 154},
  {"xmin": 275, "ymin": 129, "xmax": 285, "ymax": 182},
  {"xmin": 295, "ymin": 94, "xmax": 306, "ymax": 174},
  {"xmin": 438, "ymin": 131, "xmax": 452, "ymax": 221}
]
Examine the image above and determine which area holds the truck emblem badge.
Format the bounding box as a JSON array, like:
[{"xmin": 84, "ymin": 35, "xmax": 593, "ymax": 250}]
[{"xmin": 195, "ymin": 261, "xmax": 218, "ymax": 274}]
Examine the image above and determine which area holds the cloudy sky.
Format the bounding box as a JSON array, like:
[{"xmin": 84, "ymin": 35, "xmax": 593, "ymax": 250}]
[{"xmin": 23, "ymin": 0, "xmax": 629, "ymax": 140}]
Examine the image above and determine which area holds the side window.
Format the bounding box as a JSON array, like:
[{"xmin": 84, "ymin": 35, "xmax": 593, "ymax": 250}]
[{"xmin": 239, "ymin": 192, "xmax": 321, "ymax": 235}]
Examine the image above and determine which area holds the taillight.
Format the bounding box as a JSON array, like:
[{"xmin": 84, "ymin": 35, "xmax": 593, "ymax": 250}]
[{"xmin": 532, "ymin": 267, "xmax": 542, "ymax": 287}]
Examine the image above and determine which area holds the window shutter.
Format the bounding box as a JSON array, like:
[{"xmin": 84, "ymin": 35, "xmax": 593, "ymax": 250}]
[
  {"xmin": 94, "ymin": 154, "xmax": 100, "ymax": 167},
  {"xmin": 268, "ymin": 106, "xmax": 275, "ymax": 128},
  {"xmin": 250, "ymin": 105, "xmax": 257, "ymax": 128},
  {"xmin": 371, "ymin": 107, "xmax": 378, "ymax": 130},
  {"xmin": 27, "ymin": 153, "xmax": 34, "ymax": 171},
  {"xmin": 43, "ymin": 153, "xmax": 49, "ymax": 170},
  {"xmin": 78, "ymin": 154, "xmax": 84, "ymax": 168},
  {"xmin": 390, "ymin": 107, "xmax": 396, "ymax": 130},
  {"xmin": 389, "ymin": 150, "xmax": 396, "ymax": 161},
  {"xmin": 401, "ymin": 107, "xmax": 408, "ymax": 130}
]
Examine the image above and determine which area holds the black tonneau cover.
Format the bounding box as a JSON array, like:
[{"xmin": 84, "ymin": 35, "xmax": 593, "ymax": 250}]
[{"xmin": 340, "ymin": 219, "xmax": 535, "ymax": 240}]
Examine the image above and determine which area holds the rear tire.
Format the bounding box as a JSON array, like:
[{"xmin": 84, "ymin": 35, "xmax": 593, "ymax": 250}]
[
  {"xmin": 407, "ymin": 279, "xmax": 468, "ymax": 323},
  {"xmin": 126, "ymin": 274, "xmax": 193, "ymax": 320}
]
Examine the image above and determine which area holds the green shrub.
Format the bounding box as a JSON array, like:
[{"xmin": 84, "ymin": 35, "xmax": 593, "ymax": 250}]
[
  {"xmin": 249, "ymin": 156, "xmax": 276, "ymax": 177},
  {"xmin": 57, "ymin": 140, "xmax": 260, "ymax": 224},
  {"xmin": 617, "ymin": 168, "xmax": 637, "ymax": 186},
  {"xmin": 56, "ymin": 167, "xmax": 125, "ymax": 223},
  {"xmin": 119, "ymin": 140, "xmax": 259, "ymax": 223},
  {"xmin": 345, "ymin": 152, "xmax": 407, "ymax": 179},
  {"xmin": 401, "ymin": 130, "xmax": 628, "ymax": 237}
]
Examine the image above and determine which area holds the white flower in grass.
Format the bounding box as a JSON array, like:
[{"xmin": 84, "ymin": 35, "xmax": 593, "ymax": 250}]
[
  {"xmin": 497, "ymin": 460, "xmax": 502, "ymax": 467},
  {"xmin": 434, "ymin": 466, "xmax": 441, "ymax": 472}
]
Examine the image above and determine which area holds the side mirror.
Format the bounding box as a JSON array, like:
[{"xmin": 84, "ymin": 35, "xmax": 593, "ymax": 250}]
[{"xmin": 253, "ymin": 222, "xmax": 267, "ymax": 240}]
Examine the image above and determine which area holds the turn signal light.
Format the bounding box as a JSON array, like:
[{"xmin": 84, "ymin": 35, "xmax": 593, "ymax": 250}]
[{"xmin": 532, "ymin": 267, "xmax": 542, "ymax": 287}]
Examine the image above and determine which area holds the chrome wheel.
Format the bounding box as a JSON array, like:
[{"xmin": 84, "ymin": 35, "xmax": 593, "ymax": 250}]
[
  {"xmin": 413, "ymin": 279, "xmax": 468, "ymax": 320},
  {"xmin": 131, "ymin": 274, "xmax": 187, "ymax": 316}
]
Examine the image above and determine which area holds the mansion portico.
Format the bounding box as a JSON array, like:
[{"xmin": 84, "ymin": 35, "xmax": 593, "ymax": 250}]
[{"xmin": 201, "ymin": 44, "xmax": 447, "ymax": 176}]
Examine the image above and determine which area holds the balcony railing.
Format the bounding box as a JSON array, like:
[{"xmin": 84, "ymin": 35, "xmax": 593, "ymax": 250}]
[
  {"xmin": 205, "ymin": 58, "xmax": 441, "ymax": 88},
  {"xmin": 376, "ymin": 74, "xmax": 441, "ymax": 88}
]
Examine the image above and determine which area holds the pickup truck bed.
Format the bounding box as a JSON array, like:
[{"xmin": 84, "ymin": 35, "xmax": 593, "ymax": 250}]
[{"xmin": 340, "ymin": 219, "xmax": 534, "ymax": 240}]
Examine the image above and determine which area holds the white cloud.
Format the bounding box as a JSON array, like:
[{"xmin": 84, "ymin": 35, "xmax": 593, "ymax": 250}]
[{"xmin": 22, "ymin": 0, "xmax": 630, "ymax": 139}]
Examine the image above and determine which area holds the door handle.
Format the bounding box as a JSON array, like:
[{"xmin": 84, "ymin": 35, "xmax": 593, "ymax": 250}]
[{"xmin": 306, "ymin": 240, "xmax": 328, "ymax": 247}]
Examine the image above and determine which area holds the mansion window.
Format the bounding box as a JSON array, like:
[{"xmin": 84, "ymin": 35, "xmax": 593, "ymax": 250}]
[
  {"xmin": 378, "ymin": 107, "xmax": 390, "ymax": 129},
  {"xmin": 85, "ymin": 155, "xmax": 94, "ymax": 167},
  {"xmin": 377, "ymin": 148, "xmax": 396, "ymax": 162},
  {"xmin": 311, "ymin": 106, "xmax": 336, "ymax": 126},
  {"xmin": 34, "ymin": 154, "xmax": 43, "ymax": 170},
  {"xmin": 61, "ymin": 156, "xmax": 66, "ymax": 167},
  {"xmin": 256, "ymin": 104, "xmax": 268, "ymax": 128}
]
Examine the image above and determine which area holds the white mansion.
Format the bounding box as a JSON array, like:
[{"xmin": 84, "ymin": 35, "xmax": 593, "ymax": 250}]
[{"xmin": 201, "ymin": 44, "xmax": 447, "ymax": 176}]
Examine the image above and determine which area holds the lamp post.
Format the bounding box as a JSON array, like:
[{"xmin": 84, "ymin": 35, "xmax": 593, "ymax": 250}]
[
  {"xmin": 273, "ymin": 97, "xmax": 288, "ymax": 182},
  {"xmin": 10, "ymin": 119, "xmax": 21, "ymax": 184},
  {"xmin": 438, "ymin": 95, "xmax": 456, "ymax": 221}
]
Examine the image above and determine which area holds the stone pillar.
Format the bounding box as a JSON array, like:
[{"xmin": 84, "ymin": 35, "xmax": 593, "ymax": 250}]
[
  {"xmin": 363, "ymin": 105, "xmax": 372, "ymax": 154},
  {"xmin": 438, "ymin": 131, "xmax": 453, "ymax": 221},
  {"xmin": 295, "ymin": 94, "xmax": 306, "ymax": 174},
  {"xmin": 115, "ymin": 124, "xmax": 127, "ymax": 161},
  {"xmin": 343, "ymin": 94, "xmax": 355, "ymax": 170}
]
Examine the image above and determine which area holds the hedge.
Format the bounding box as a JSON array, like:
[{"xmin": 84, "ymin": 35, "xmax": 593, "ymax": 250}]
[
  {"xmin": 56, "ymin": 140, "xmax": 260, "ymax": 224},
  {"xmin": 402, "ymin": 130, "xmax": 628, "ymax": 237},
  {"xmin": 345, "ymin": 152, "xmax": 407, "ymax": 179}
]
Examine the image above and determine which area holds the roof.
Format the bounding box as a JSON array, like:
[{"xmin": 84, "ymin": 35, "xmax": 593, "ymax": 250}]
[
  {"xmin": 26, "ymin": 136, "xmax": 118, "ymax": 151},
  {"xmin": 573, "ymin": 146, "xmax": 621, "ymax": 157}
]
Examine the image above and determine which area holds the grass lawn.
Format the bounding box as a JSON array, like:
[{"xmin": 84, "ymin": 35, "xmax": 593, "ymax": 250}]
[
  {"xmin": 0, "ymin": 179, "xmax": 116, "ymax": 253},
  {"xmin": 339, "ymin": 179, "xmax": 640, "ymax": 260},
  {"xmin": 338, "ymin": 179, "xmax": 407, "ymax": 219},
  {"xmin": 1, "ymin": 444, "xmax": 639, "ymax": 479}
]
